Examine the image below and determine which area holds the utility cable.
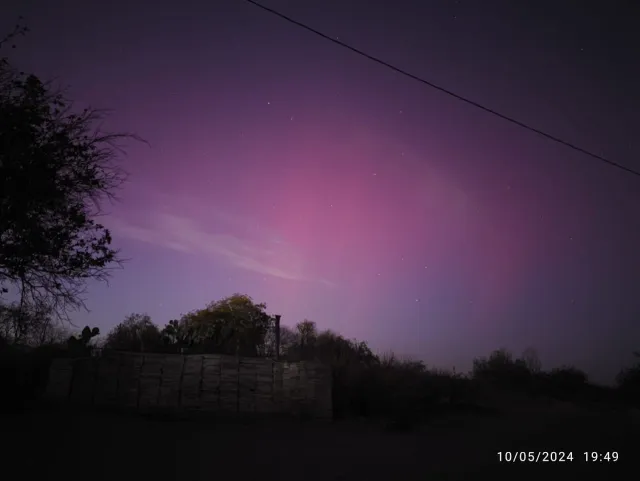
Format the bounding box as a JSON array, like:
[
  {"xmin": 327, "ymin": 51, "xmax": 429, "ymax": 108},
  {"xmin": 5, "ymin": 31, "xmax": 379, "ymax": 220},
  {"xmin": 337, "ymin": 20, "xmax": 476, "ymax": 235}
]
[{"xmin": 244, "ymin": 0, "xmax": 640, "ymax": 179}]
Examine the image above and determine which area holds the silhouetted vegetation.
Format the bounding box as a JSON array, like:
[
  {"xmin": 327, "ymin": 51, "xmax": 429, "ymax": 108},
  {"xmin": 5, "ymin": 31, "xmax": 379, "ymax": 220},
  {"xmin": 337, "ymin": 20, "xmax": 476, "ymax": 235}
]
[
  {"xmin": 105, "ymin": 313, "xmax": 161, "ymax": 352},
  {"xmin": 0, "ymin": 21, "xmax": 133, "ymax": 409},
  {"xmin": 616, "ymin": 351, "xmax": 640, "ymax": 403},
  {"xmin": 0, "ymin": 22, "xmax": 141, "ymax": 320},
  {"xmin": 0, "ymin": 304, "xmax": 100, "ymax": 408},
  {"xmin": 2, "ymin": 287, "xmax": 640, "ymax": 426},
  {"xmin": 79, "ymin": 301, "xmax": 640, "ymax": 428}
]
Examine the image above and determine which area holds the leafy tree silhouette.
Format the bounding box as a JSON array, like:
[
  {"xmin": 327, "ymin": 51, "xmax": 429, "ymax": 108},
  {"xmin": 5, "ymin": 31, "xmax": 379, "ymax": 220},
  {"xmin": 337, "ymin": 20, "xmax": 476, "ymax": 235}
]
[
  {"xmin": 294, "ymin": 319, "xmax": 318, "ymax": 359},
  {"xmin": 0, "ymin": 300, "xmax": 68, "ymax": 346},
  {"xmin": 160, "ymin": 319, "xmax": 192, "ymax": 351},
  {"xmin": 175, "ymin": 294, "xmax": 272, "ymax": 356},
  {"xmin": 262, "ymin": 323, "xmax": 297, "ymax": 358},
  {"xmin": 0, "ymin": 21, "xmax": 143, "ymax": 319},
  {"xmin": 104, "ymin": 313, "xmax": 161, "ymax": 352},
  {"xmin": 521, "ymin": 347, "xmax": 542, "ymax": 373}
]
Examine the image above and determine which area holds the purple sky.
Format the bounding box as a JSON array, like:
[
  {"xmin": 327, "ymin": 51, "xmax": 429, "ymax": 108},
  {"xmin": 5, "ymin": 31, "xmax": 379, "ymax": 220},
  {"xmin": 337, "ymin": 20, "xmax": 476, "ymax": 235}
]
[{"xmin": 3, "ymin": 0, "xmax": 640, "ymax": 384}]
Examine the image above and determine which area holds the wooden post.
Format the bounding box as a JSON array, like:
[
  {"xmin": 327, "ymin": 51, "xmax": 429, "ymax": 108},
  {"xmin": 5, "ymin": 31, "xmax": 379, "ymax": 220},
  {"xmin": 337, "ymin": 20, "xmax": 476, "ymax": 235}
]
[
  {"xmin": 177, "ymin": 355, "xmax": 186, "ymax": 408},
  {"xmin": 136, "ymin": 355, "xmax": 146, "ymax": 410},
  {"xmin": 274, "ymin": 315, "xmax": 281, "ymax": 361}
]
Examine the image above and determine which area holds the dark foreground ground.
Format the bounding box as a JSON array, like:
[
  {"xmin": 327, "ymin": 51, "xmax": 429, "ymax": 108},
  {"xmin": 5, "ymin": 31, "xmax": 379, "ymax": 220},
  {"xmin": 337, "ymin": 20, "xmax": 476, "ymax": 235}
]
[{"xmin": 4, "ymin": 401, "xmax": 639, "ymax": 480}]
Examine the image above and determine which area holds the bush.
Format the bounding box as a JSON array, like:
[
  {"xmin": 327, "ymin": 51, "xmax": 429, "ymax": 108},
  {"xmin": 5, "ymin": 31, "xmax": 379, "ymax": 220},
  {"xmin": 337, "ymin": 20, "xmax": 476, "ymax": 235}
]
[
  {"xmin": 617, "ymin": 365, "xmax": 640, "ymax": 405},
  {"xmin": 472, "ymin": 349, "xmax": 532, "ymax": 389},
  {"xmin": 0, "ymin": 343, "xmax": 63, "ymax": 408},
  {"xmin": 329, "ymin": 354, "xmax": 461, "ymax": 429},
  {"xmin": 536, "ymin": 366, "xmax": 588, "ymax": 401},
  {"xmin": 0, "ymin": 326, "xmax": 99, "ymax": 408}
]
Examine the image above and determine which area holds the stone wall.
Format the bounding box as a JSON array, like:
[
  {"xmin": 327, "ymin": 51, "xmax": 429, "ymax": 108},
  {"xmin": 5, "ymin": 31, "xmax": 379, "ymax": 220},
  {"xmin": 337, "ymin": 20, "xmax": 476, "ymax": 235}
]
[{"xmin": 45, "ymin": 351, "xmax": 332, "ymax": 419}]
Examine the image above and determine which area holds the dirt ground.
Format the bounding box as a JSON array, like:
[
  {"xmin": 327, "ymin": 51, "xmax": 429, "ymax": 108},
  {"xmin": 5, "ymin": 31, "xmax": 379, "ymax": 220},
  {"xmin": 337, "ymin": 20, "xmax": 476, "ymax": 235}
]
[{"xmin": 4, "ymin": 403, "xmax": 638, "ymax": 480}]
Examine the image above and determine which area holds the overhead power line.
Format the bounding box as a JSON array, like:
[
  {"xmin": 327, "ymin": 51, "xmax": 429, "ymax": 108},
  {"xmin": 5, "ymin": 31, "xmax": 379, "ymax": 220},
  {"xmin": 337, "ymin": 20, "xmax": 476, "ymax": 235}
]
[{"xmin": 244, "ymin": 0, "xmax": 640, "ymax": 179}]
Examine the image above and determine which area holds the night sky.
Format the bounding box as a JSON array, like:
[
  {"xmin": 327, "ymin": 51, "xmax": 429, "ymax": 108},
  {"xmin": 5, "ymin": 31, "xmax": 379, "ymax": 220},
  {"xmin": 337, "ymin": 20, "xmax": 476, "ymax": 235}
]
[{"xmin": 2, "ymin": 0, "xmax": 639, "ymax": 384}]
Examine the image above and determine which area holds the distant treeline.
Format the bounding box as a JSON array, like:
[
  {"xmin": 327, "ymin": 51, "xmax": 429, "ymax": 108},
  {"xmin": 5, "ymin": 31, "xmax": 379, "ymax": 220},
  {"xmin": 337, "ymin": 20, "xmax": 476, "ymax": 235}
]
[{"xmin": 1, "ymin": 293, "xmax": 639, "ymax": 423}]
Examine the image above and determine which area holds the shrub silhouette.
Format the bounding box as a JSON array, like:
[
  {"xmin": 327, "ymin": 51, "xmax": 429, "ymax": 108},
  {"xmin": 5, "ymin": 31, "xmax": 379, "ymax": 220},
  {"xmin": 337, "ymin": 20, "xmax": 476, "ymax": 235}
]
[
  {"xmin": 0, "ymin": 325, "xmax": 99, "ymax": 408},
  {"xmin": 105, "ymin": 314, "xmax": 161, "ymax": 352},
  {"xmin": 472, "ymin": 349, "xmax": 532, "ymax": 389},
  {"xmin": 0, "ymin": 342, "xmax": 61, "ymax": 407},
  {"xmin": 616, "ymin": 352, "xmax": 640, "ymax": 405},
  {"xmin": 4, "ymin": 295, "xmax": 635, "ymax": 423},
  {"xmin": 67, "ymin": 326, "xmax": 100, "ymax": 357},
  {"xmin": 536, "ymin": 366, "xmax": 588, "ymax": 401}
]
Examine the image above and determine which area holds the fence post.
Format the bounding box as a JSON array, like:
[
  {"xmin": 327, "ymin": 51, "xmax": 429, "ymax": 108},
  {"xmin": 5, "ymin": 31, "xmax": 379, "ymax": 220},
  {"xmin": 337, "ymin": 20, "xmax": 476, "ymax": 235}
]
[
  {"xmin": 156, "ymin": 359, "xmax": 164, "ymax": 406},
  {"xmin": 67, "ymin": 359, "xmax": 76, "ymax": 401},
  {"xmin": 115, "ymin": 354, "xmax": 122, "ymax": 403},
  {"xmin": 198, "ymin": 355, "xmax": 205, "ymax": 408},
  {"xmin": 91, "ymin": 357, "xmax": 100, "ymax": 406},
  {"xmin": 136, "ymin": 355, "xmax": 146, "ymax": 410},
  {"xmin": 177, "ymin": 355, "xmax": 186, "ymax": 408},
  {"xmin": 274, "ymin": 314, "xmax": 281, "ymax": 361},
  {"xmin": 236, "ymin": 356, "xmax": 240, "ymax": 413}
]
